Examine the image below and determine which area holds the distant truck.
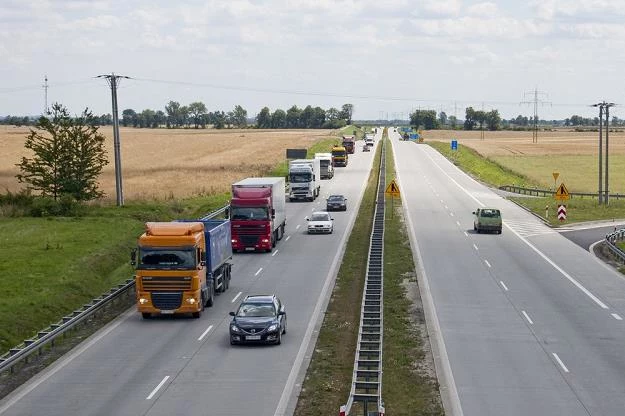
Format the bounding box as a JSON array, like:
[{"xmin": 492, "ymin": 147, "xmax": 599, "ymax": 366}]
[
  {"xmin": 342, "ymin": 135, "xmax": 356, "ymax": 154},
  {"xmin": 132, "ymin": 219, "xmax": 233, "ymax": 319},
  {"xmin": 288, "ymin": 158, "xmax": 321, "ymax": 201},
  {"xmin": 331, "ymin": 145, "xmax": 348, "ymax": 167},
  {"xmin": 230, "ymin": 177, "xmax": 287, "ymax": 252},
  {"xmin": 314, "ymin": 153, "xmax": 334, "ymax": 179}
]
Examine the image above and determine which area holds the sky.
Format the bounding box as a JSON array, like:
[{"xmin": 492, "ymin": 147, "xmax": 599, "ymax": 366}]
[{"xmin": 2, "ymin": 0, "xmax": 625, "ymax": 121}]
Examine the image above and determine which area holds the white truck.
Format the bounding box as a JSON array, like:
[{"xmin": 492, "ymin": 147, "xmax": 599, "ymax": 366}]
[
  {"xmin": 314, "ymin": 153, "xmax": 334, "ymax": 179},
  {"xmin": 288, "ymin": 158, "xmax": 321, "ymax": 202}
]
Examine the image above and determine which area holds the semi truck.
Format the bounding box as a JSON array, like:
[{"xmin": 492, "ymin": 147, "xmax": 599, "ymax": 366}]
[
  {"xmin": 288, "ymin": 158, "xmax": 321, "ymax": 201},
  {"xmin": 331, "ymin": 145, "xmax": 348, "ymax": 167},
  {"xmin": 230, "ymin": 177, "xmax": 287, "ymax": 252},
  {"xmin": 342, "ymin": 135, "xmax": 355, "ymax": 154},
  {"xmin": 314, "ymin": 153, "xmax": 334, "ymax": 179},
  {"xmin": 132, "ymin": 219, "xmax": 233, "ymax": 319}
]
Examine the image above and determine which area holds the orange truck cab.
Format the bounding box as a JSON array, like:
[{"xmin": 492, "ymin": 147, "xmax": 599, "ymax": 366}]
[{"xmin": 132, "ymin": 220, "xmax": 232, "ymax": 319}]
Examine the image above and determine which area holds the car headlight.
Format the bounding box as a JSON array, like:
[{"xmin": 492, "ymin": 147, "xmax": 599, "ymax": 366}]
[
  {"xmin": 230, "ymin": 325, "xmax": 240, "ymax": 333},
  {"xmin": 267, "ymin": 324, "xmax": 278, "ymax": 332}
]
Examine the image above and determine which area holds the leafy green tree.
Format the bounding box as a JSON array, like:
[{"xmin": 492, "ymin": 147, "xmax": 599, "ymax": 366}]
[
  {"xmin": 232, "ymin": 105, "xmax": 248, "ymax": 128},
  {"xmin": 326, "ymin": 107, "xmax": 340, "ymax": 121},
  {"xmin": 341, "ymin": 104, "xmax": 354, "ymax": 124},
  {"xmin": 286, "ymin": 105, "xmax": 302, "ymax": 128},
  {"xmin": 165, "ymin": 101, "xmax": 181, "ymax": 128},
  {"xmin": 188, "ymin": 102, "xmax": 208, "ymax": 128},
  {"xmin": 122, "ymin": 109, "xmax": 136, "ymax": 127},
  {"xmin": 16, "ymin": 103, "xmax": 109, "ymax": 201},
  {"xmin": 485, "ymin": 110, "xmax": 501, "ymax": 131},
  {"xmin": 256, "ymin": 107, "xmax": 272, "ymax": 128},
  {"xmin": 312, "ymin": 107, "xmax": 326, "ymax": 128},
  {"xmin": 464, "ymin": 107, "xmax": 476, "ymax": 130},
  {"xmin": 271, "ymin": 109, "xmax": 287, "ymax": 128},
  {"xmin": 410, "ymin": 109, "xmax": 438, "ymax": 129},
  {"xmin": 438, "ymin": 111, "xmax": 448, "ymax": 126},
  {"xmin": 140, "ymin": 109, "xmax": 156, "ymax": 128},
  {"xmin": 300, "ymin": 105, "xmax": 314, "ymax": 128},
  {"xmin": 448, "ymin": 115, "xmax": 458, "ymax": 128}
]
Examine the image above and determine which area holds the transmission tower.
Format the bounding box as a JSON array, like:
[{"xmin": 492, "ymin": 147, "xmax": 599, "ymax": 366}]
[
  {"xmin": 521, "ymin": 88, "xmax": 551, "ymax": 143},
  {"xmin": 96, "ymin": 73, "xmax": 131, "ymax": 207}
]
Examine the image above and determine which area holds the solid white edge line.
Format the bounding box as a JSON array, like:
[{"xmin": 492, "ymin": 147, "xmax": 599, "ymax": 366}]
[
  {"xmin": 505, "ymin": 224, "xmax": 609, "ymax": 310},
  {"xmin": 231, "ymin": 291, "xmax": 242, "ymax": 303},
  {"xmin": 612, "ymin": 313, "xmax": 623, "ymax": 321},
  {"xmin": 197, "ymin": 325, "xmax": 214, "ymax": 341},
  {"xmin": 450, "ymin": 212, "xmax": 454, "ymax": 217},
  {"xmin": 484, "ymin": 260, "xmax": 491, "ymax": 268},
  {"xmin": 521, "ymin": 310, "xmax": 534, "ymax": 325},
  {"xmin": 255, "ymin": 267, "xmax": 263, "ymax": 276},
  {"xmin": 0, "ymin": 309, "xmax": 135, "ymax": 414},
  {"xmin": 500, "ymin": 281, "xmax": 509, "ymax": 291},
  {"xmin": 146, "ymin": 376, "xmax": 170, "ymax": 400},
  {"xmin": 394, "ymin": 141, "xmax": 464, "ymax": 416},
  {"xmin": 552, "ymin": 353, "xmax": 570, "ymax": 373}
]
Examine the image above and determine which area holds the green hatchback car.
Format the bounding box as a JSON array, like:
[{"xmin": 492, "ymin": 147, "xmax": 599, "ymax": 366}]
[{"xmin": 473, "ymin": 207, "xmax": 502, "ymax": 234}]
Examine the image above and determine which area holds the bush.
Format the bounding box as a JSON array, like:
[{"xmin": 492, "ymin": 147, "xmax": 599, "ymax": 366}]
[{"xmin": 28, "ymin": 195, "xmax": 83, "ymax": 217}]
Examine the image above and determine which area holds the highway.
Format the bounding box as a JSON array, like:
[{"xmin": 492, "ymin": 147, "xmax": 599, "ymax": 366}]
[
  {"xmin": 0, "ymin": 130, "xmax": 382, "ymax": 416},
  {"xmin": 389, "ymin": 129, "xmax": 625, "ymax": 415}
]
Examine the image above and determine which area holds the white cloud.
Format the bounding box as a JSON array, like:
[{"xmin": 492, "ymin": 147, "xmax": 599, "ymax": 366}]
[
  {"xmin": 421, "ymin": 0, "xmax": 462, "ymax": 17},
  {"xmin": 467, "ymin": 2, "xmax": 499, "ymax": 17}
]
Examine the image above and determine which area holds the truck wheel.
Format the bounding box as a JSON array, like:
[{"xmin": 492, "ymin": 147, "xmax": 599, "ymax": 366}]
[
  {"xmin": 142, "ymin": 312, "xmax": 151, "ymax": 320},
  {"xmin": 206, "ymin": 284, "xmax": 214, "ymax": 307}
]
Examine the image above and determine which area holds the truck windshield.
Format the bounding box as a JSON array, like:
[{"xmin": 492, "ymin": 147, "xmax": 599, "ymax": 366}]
[
  {"xmin": 138, "ymin": 248, "xmax": 196, "ymax": 270},
  {"xmin": 332, "ymin": 151, "xmax": 346, "ymax": 157},
  {"xmin": 290, "ymin": 173, "xmax": 311, "ymax": 183},
  {"xmin": 231, "ymin": 206, "xmax": 269, "ymax": 220}
]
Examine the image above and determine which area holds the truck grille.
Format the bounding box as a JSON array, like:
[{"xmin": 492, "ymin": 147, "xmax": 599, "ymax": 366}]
[
  {"xmin": 236, "ymin": 225, "xmax": 265, "ymax": 235},
  {"xmin": 142, "ymin": 276, "xmax": 192, "ymax": 291},
  {"xmin": 241, "ymin": 235, "xmax": 259, "ymax": 245},
  {"xmin": 151, "ymin": 292, "xmax": 183, "ymax": 310}
]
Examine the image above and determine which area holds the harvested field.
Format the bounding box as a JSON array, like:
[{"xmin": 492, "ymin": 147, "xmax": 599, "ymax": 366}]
[
  {"xmin": 422, "ymin": 129, "xmax": 625, "ymax": 193},
  {"xmin": 0, "ymin": 126, "xmax": 335, "ymax": 201}
]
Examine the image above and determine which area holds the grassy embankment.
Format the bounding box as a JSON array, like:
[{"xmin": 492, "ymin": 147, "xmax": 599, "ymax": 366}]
[
  {"xmin": 0, "ymin": 127, "xmax": 354, "ymax": 355},
  {"xmin": 294, "ymin": 130, "xmax": 443, "ymax": 415},
  {"xmin": 427, "ymin": 141, "xmax": 625, "ymax": 226}
]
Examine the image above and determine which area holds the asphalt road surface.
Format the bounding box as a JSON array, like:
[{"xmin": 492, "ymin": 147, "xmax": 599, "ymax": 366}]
[
  {"xmin": 390, "ymin": 129, "xmax": 625, "ymax": 416},
  {"xmin": 0, "ymin": 131, "xmax": 382, "ymax": 416}
]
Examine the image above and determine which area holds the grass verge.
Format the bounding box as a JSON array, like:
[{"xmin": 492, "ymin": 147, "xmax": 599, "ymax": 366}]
[{"xmin": 426, "ymin": 140, "xmax": 625, "ymax": 223}]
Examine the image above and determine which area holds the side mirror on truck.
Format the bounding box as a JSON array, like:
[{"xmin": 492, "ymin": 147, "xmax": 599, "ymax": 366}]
[
  {"xmin": 271, "ymin": 208, "xmax": 276, "ymax": 219},
  {"xmin": 130, "ymin": 249, "xmax": 137, "ymax": 266},
  {"xmin": 200, "ymin": 251, "xmax": 206, "ymax": 267},
  {"xmin": 225, "ymin": 207, "xmax": 230, "ymax": 218}
]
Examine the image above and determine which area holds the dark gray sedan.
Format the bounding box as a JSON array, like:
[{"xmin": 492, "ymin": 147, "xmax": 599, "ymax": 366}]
[{"xmin": 326, "ymin": 194, "xmax": 347, "ymax": 211}]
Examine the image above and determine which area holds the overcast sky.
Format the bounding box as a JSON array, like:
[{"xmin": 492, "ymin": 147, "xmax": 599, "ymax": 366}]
[{"xmin": 2, "ymin": 0, "xmax": 625, "ymax": 121}]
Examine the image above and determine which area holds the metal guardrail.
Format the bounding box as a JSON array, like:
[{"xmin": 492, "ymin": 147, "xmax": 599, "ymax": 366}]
[
  {"xmin": 499, "ymin": 185, "xmax": 625, "ymax": 200},
  {"xmin": 0, "ymin": 205, "xmax": 230, "ymax": 376},
  {"xmin": 605, "ymin": 228, "xmax": 625, "ymax": 264},
  {"xmin": 341, "ymin": 138, "xmax": 386, "ymax": 416}
]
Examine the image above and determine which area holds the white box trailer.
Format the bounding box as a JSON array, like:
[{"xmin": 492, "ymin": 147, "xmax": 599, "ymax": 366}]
[{"xmin": 314, "ymin": 153, "xmax": 334, "ymax": 179}]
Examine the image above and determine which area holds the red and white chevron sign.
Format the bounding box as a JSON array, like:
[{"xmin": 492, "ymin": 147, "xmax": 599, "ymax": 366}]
[{"xmin": 557, "ymin": 204, "xmax": 567, "ymax": 221}]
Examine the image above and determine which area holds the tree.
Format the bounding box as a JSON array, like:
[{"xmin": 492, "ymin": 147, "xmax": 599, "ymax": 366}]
[
  {"xmin": 438, "ymin": 111, "xmax": 448, "ymax": 126},
  {"xmin": 464, "ymin": 107, "xmax": 476, "ymax": 130},
  {"xmin": 485, "ymin": 110, "xmax": 501, "ymax": 131},
  {"xmin": 286, "ymin": 105, "xmax": 302, "ymax": 128},
  {"xmin": 341, "ymin": 104, "xmax": 354, "ymax": 124},
  {"xmin": 232, "ymin": 105, "xmax": 248, "ymax": 128},
  {"xmin": 300, "ymin": 105, "xmax": 315, "ymax": 128},
  {"xmin": 165, "ymin": 101, "xmax": 181, "ymax": 128},
  {"xmin": 271, "ymin": 109, "xmax": 287, "ymax": 128},
  {"xmin": 312, "ymin": 107, "xmax": 326, "ymax": 128},
  {"xmin": 448, "ymin": 115, "xmax": 458, "ymax": 129},
  {"xmin": 256, "ymin": 107, "xmax": 272, "ymax": 128},
  {"xmin": 188, "ymin": 102, "xmax": 208, "ymax": 128},
  {"xmin": 16, "ymin": 103, "xmax": 109, "ymax": 201},
  {"xmin": 122, "ymin": 109, "xmax": 136, "ymax": 127},
  {"xmin": 410, "ymin": 109, "xmax": 438, "ymax": 130}
]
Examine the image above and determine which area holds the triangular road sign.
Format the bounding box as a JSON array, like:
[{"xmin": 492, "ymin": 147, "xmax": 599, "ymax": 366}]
[
  {"xmin": 555, "ymin": 183, "xmax": 570, "ymax": 201},
  {"xmin": 385, "ymin": 179, "xmax": 400, "ymax": 197}
]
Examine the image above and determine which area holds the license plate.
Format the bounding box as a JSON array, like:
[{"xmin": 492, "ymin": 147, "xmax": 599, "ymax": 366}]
[
  {"xmin": 246, "ymin": 335, "xmax": 261, "ymax": 340},
  {"xmin": 245, "ymin": 247, "xmax": 255, "ymax": 251},
  {"xmin": 160, "ymin": 310, "xmax": 174, "ymax": 315}
]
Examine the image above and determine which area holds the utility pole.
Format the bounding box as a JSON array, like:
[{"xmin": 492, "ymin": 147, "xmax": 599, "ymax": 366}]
[
  {"xmin": 521, "ymin": 88, "xmax": 550, "ymax": 143},
  {"xmin": 97, "ymin": 73, "xmax": 130, "ymax": 206},
  {"xmin": 591, "ymin": 101, "xmax": 615, "ymax": 205},
  {"xmin": 42, "ymin": 75, "xmax": 49, "ymax": 114}
]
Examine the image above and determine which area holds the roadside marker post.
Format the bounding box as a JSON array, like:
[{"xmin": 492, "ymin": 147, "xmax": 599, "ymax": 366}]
[{"xmin": 558, "ymin": 204, "xmax": 567, "ymax": 221}]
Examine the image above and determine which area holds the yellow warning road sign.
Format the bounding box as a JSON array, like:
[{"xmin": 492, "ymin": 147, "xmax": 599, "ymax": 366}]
[
  {"xmin": 555, "ymin": 183, "xmax": 570, "ymax": 201},
  {"xmin": 385, "ymin": 179, "xmax": 400, "ymax": 197}
]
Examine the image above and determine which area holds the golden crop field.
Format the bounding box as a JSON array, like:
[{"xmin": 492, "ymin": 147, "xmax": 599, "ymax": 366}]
[
  {"xmin": 423, "ymin": 129, "xmax": 625, "ymax": 193},
  {"xmin": 0, "ymin": 126, "xmax": 334, "ymax": 201}
]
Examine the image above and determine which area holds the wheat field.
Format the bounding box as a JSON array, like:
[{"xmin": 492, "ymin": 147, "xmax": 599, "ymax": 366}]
[{"xmin": 0, "ymin": 126, "xmax": 334, "ymax": 201}]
